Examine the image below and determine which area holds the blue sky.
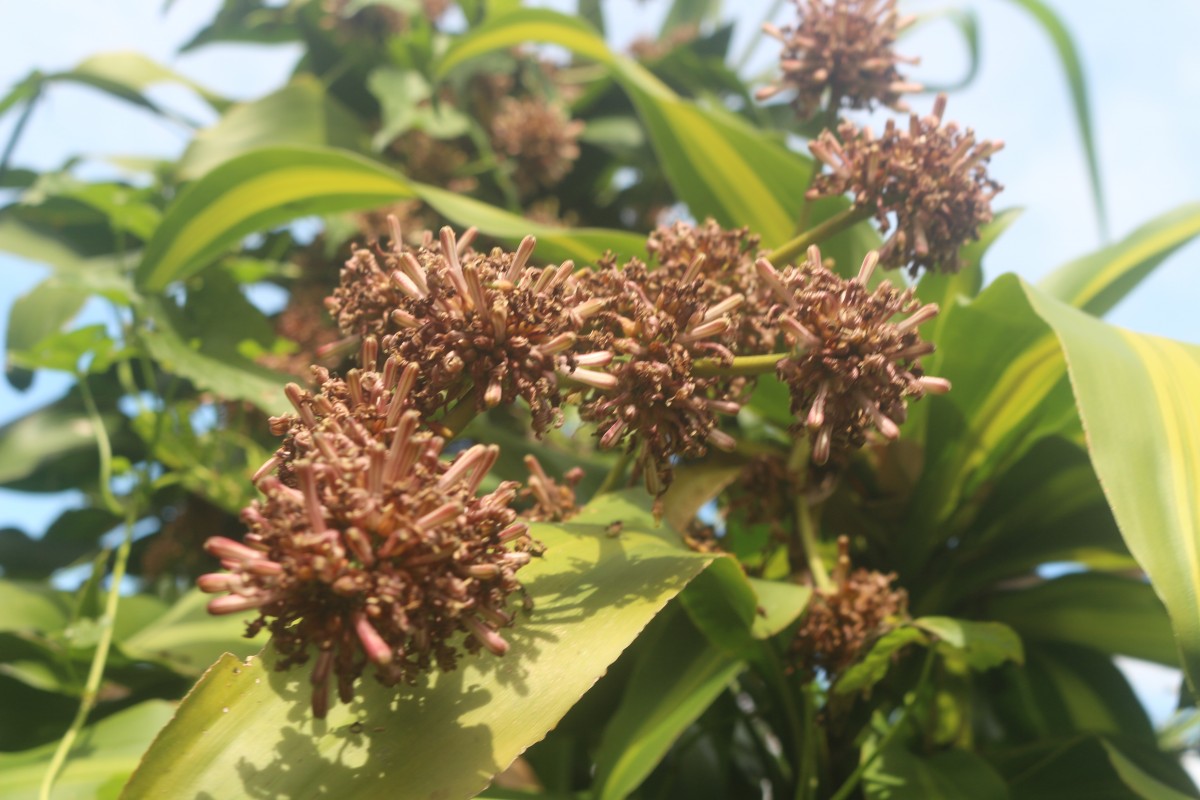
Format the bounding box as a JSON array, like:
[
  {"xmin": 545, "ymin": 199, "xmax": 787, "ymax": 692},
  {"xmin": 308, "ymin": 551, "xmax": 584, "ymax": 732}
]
[{"xmin": 1, "ymin": 0, "xmax": 1198, "ymax": 735}]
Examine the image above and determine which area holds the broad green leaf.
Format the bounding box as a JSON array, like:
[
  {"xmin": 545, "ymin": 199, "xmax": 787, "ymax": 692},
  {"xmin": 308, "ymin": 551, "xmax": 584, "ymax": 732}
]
[
  {"xmin": 23, "ymin": 175, "xmax": 162, "ymax": 241},
  {"xmin": 1023, "ymin": 283, "xmax": 1200, "ymax": 687},
  {"xmin": 912, "ymin": 617, "xmax": 1023, "ymax": 671},
  {"xmin": 903, "ymin": 276, "xmax": 1077, "ymax": 570},
  {"xmin": 4, "ymin": 279, "xmax": 89, "ymax": 388},
  {"xmin": 1100, "ymin": 740, "xmax": 1197, "ymax": 800},
  {"xmin": 747, "ymin": 577, "xmax": 811, "ymax": 639},
  {"xmin": 122, "ymin": 590, "xmax": 259, "ymax": 675},
  {"xmin": 837, "ymin": 627, "xmax": 929, "ymax": 695},
  {"xmin": 593, "ymin": 611, "xmax": 743, "ymax": 800},
  {"xmin": 984, "ymin": 573, "xmax": 1176, "ymax": 666},
  {"xmin": 141, "ymin": 297, "xmax": 291, "ymax": 414},
  {"xmin": 660, "ymin": 456, "xmax": 743, "ymax": 533},
  {"xmin": 367, "ymin": 68, "xmax": 470, "ymax": 149},
  {"xmin": 135, "ymin": 146, "xmax": 640, "ymax": 291},
  {"xmin": 55, "ymin": 51, "xmax": 228, "ymax": 115},
  {"xmin": 177, "ymin": 76, "xmax": 369, "ymax": 180},
  {"xmin": 863, "ymin": 742, "xmax": 1009, "ymax": 800},
  {"xmin": 0, "ymin": 580, "xmax": 72, "ymax": 635},
  {"xmin": 1002, "ymin": 0, "xmax": 1106, "ymax": 236},
  {"xmin": 435, "ymin": 9, "xmax": 810, "ymax": 244},
  {"xmin": 1038, "ymin": 202, "xmax": 1200, "ymax": 316},
  {"xmin": 0, "ymin": 701, "xmax": 176, "ymax": 800},
  {"xmin": 123, "ymin": 491, "xmax": 732, "ymax": 799}
]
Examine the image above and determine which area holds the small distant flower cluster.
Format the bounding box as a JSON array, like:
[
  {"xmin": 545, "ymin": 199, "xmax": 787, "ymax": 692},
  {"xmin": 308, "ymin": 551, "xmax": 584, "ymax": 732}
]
[
  {"xmin": 490, "ymin": 96, "xmax": 585, "ymax": 197},
  {"xmin": 809, "ymin": 96, "xmax": 1005, "ymax": 275},
  {"xmin": 757, "ymin": 0, "xmax": 920, "ymax": 119},
  {"xmin": 791, "ymin": 539, "xmax": 909, "ymax": 677},
  {"xmin": 200, "ymin": 340, "xmax": 537, "ymax": 718}
]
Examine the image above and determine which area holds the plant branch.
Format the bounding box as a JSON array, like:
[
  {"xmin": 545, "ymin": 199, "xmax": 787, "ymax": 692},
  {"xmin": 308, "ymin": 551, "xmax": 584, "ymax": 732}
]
[
  {"xmin": 767, "ymin": 204, "xmax": 874, "ymax": 266},
  {"xmin": 694, "ymin": 352, "xmax": 788, "ymax": 377},
  {"xmin": 795, "ymin": 493, "xmax": 832, "ymax": 592},
  {"xmin": 596, "ymin": 447, "xmax": 634, "ymax": 495},
  {"xmin": 828, "ymin": 648, "xmax": 937, "ymax": 800},
  {"xmin": 437, "ymin": 386, "xmax": 481, "ymax": 438}
]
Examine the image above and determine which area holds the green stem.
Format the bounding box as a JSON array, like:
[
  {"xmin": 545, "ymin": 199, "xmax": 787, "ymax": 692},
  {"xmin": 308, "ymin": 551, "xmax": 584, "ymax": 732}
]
[
  {"xmin": 596, "ymin": 447, "xmax": 634, "ymax": 495},
  {"xmin": 767, "ymin": 204, "xmax": 874, "ymax": 266},
  {"xmin": 693, "ymin": 352, "xmax": 788, "ymax": 377},
  {"xmin": 795, "ymin": 493, "xmax": 832, "ymax": 592},
  {"xmin": 39, "ymin": 375, "xmax": 134, "ymax": 800},
  {"xmin": 827, "ymin": 648, "xmax": 937, "ymax": 800},
  {"xmin": 796, "ymin": 683, "xmax": 819, "ymax": 800},
  {"xmin": 437, "ymin": 386, "xmax": 481, "ymax": 438}
]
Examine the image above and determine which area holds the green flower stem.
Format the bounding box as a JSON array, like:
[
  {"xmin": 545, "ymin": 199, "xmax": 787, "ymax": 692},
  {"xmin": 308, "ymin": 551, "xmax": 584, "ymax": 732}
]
[
  {"xmin": 39, "ymin": 376, "xmax": 133, "ymax": 800},
  {"xmin": 795, "ymin": 493, "xmax": 832, "ymax": 593},
  {"xmin": 596, "ymin": 447, "xmax": 635, "ymax": 495},
  {"xmin": 797, "ymin": 683, "xmax": 819, "ymax": 800},
  {"xmin": 827, "ymin": 648, "xmax": 938, "ymax": 800},
  {"xmin": 767, "ymin": 204, "xmax": 874, "ymax": 266},
  {"xmin": 438, "ymin": 386, "xmax": 481, "ymax": 438},
  {"xmin": 693, "ymin": 352, "xmax": 789, "ymax": 377}
]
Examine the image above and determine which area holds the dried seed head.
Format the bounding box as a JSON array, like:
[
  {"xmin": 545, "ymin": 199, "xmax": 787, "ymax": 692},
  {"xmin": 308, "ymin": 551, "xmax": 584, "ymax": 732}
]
[
  {"xmin": 575, "ymin": 258, "xmax": 745, "ymax": 495},
  {"xmin": 757, "ymin": 0, "xmax": 920, "ymax": 120},
  {"xmin": 329, "ymin": 224, "xmax": 603, "ymax": 435},
  {"xmin": 200, "ymin": 379, "xmax": 536, "ymax": 718},
  {"xmin": 791, "ymin": 564, "xmax": 908, "ymax": 678},
  {"xmin": 808, "ymin": 97, "xmax": 1004, "ymax": 275},
  {"xmin": 646, "ymin": 219, "xmax": 778, "ymax": 354},
  {"xmin": 758, "ymin": 248, "xmax": 947, "ymax": 465},
  {"xmin": 519, "ymin": 455, "xmax": 584, "ymax": 522},
  {"xmin": 490, "ymin": 96, "xmax": 585, "ymax": 196}
]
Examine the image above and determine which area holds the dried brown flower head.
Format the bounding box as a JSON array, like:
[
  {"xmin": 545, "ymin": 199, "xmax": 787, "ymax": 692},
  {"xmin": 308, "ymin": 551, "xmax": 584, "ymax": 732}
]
[
  {"xmin": 200, "ymin": 346, "xmax": 536, "ymax": 718},
  {"xmin": 519, "ymin": 455, "xmax": 584, "ymax": 522},
  {"xmin": 327, "ymin": 222, "xmax": 610, "ymax": 434},
  {"xmin": 756, "ymin": 0, "xmax": 920, "ymax": 120},
  {"xmin": 490, "ymin": 96, "xmax": 585, "ymax": 196},
  {"xmin": 576, "ymin": 258, "xmax": 745, "ymax": 495},
  {"xmin": 791, "ymin": 565, "xmax": 908, "ymax": 677},
  {"xmin": 808, "ymin": 95, "xmax": 1004, "ymax": 275},
  {"xmin": 646, "ymin": 219, "xmax": 778, "ymax": 354},
  {"xmin": 757, "ymin": 247, "xmax": 949, "ymax": 465}
]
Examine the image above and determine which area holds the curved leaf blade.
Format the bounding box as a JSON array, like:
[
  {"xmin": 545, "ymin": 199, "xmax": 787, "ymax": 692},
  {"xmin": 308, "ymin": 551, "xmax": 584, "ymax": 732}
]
[
  {"xmin": 1023, "ymin": 282, "xmax": 1200, "ymax": 688},
  {"xmin": 122, "ymin": 491, "xmax": 732, "ymax": 799},
  {"xmin": 1038, "ymin": 202, "xmax": 1200, "ymax": 317},
  {"xmin": 1003, "ymin": 0, "xmax": 1107, "ymax": 236}
]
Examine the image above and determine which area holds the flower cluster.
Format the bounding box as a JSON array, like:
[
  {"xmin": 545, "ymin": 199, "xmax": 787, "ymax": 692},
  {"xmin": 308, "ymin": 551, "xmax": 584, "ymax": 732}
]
[
  {"xmin": 791, "ymin": 540, "xmax": 909, "ymax": 677},
  {"xmin": 757, "ymin": 0, "xmax": 920, "ymax": 120},
  {"xmin": 200, "ymin": 340, "xmax": 537, "ymax": 718},
  {"xmin": 490, "ymin": 96, "xmax": 585, "ymax": 197},
  {"xmin": 758, "ymin": 246, "xmax": 949, "ymax": 465},
  {"xmin": 576, "ymin": 254, "xmax": 745, "ymax": 495},
  {"xmin": 808, "ymin": 95, "xmax": 1004, "ymax": 275},
  {"xmin": 327, "ymin": 222, "xmax": 611, "ymax": 435}
]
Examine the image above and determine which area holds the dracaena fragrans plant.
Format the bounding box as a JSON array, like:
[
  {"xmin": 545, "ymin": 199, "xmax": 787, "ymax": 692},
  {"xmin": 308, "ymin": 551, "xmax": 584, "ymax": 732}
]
[{"xmin": 4, "ymin": 1, "xmax": 1200, "ymax": 799}]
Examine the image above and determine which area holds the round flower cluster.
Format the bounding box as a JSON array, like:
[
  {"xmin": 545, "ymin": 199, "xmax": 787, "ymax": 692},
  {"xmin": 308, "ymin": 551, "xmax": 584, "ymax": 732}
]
[
  {"xmin": 756, "ymin": 0, "xmax": 921, "ymax": 120},
  {"xmin": 490, "ymin": 96, "xmax": 585, "ymax": 197},
  {"xmin": 791, "ymin": 566, "xmax": 908, "ymax": 677},
  {"xmin": 200, "ymin": 340, "xmax": 537, "ymax": 718},
  {"xmin": 808, "ymin": 95, "xmax": 1004, "ymax": 275},
  {"xmin": 758, "ymin": 246, "xmax": 949, "ymax": 465}
]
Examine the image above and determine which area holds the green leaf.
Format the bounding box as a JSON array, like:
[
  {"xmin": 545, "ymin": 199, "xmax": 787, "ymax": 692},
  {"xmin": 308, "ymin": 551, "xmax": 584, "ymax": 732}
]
[
  {"xmin": 997, "ymin": 736, "xmax": 1198, "ymax": 799},
  {"xmin": 984, "ymin": 573, "xmax": 1176, "ymax": 666},
  {"xmin": 1100, "ymin": 740, "xmax": 1198, "ymax": 800},
  {"xmin": 122, "ymin": 490, "xmax": 731, "ymax": 799},
  {"xmin": 135, "ymin": 146, "xmax": 640, "ymax": 291},
  {"xmin": 4, "ymin": 279, "xmax": 89, "ymax": 388},
  {"xmin": 837, "ymin": 627, "xmax": 929, "ymax": 695},
  {"xmin": 863, "ymin": 743, "xmax": 1010, "ymax": 800},
  {"xmin": 54, "ymin": 51, "xmax": 228, "ymax": 115},
  {"xmin": 912, "ymin": 617, "xmax": 1024, "ymax": 671},
  {"xmin": 436, "ymin": 9, "xmax": 811, "ymax": 244},
  {"xmin": 0, "ymin": 580, "xmax": 73, "ymax": 635},
  {"xmin": 592, "ymin": 611, "xmax": 743, "ymax": 800},
  {"xmin": 122, "ymin": 590, "xmax": 260, "ymax": 675},
  {"xmin": 141, "ymin": 296, "xmax": 291, "ymax": 415},
  {"xmin": 0, "ymin": 701, "xmax": 176, "ymax": 800},
  {"xmin": 367, "ymin": 68, "xmax": 470, "ymax": 149},
  {"xmin": 1002, "ymin": 0, "xmax": 1107, "ymax": 236},
  {"xmin": 177, "ymin": 76, "xmax": 369, "ymax": 180},
  {"xmin": 1022, "ymin": 283, "xmax": 1200, "ymax": 687},
  {"xmin": 1038, "ymin": 202, "xmax": 1200, "ymax": 316}
]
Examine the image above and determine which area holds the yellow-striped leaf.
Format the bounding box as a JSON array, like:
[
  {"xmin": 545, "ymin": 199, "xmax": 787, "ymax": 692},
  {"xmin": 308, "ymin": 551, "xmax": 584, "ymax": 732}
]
[
  {"xmin": 135, "ymin": 145, "xmax": 644, "ymax": 291},
  {"xmin": 435, "ymin": 9, "xmax": 810, "ymax": 246},
  {"xmin": 1038, "ymin": 203, "xmax": 1200, "ymax": 316},
  {"xmin": 1024, "ymin": 283, "xmax": 1200, "ymax": 687}
]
